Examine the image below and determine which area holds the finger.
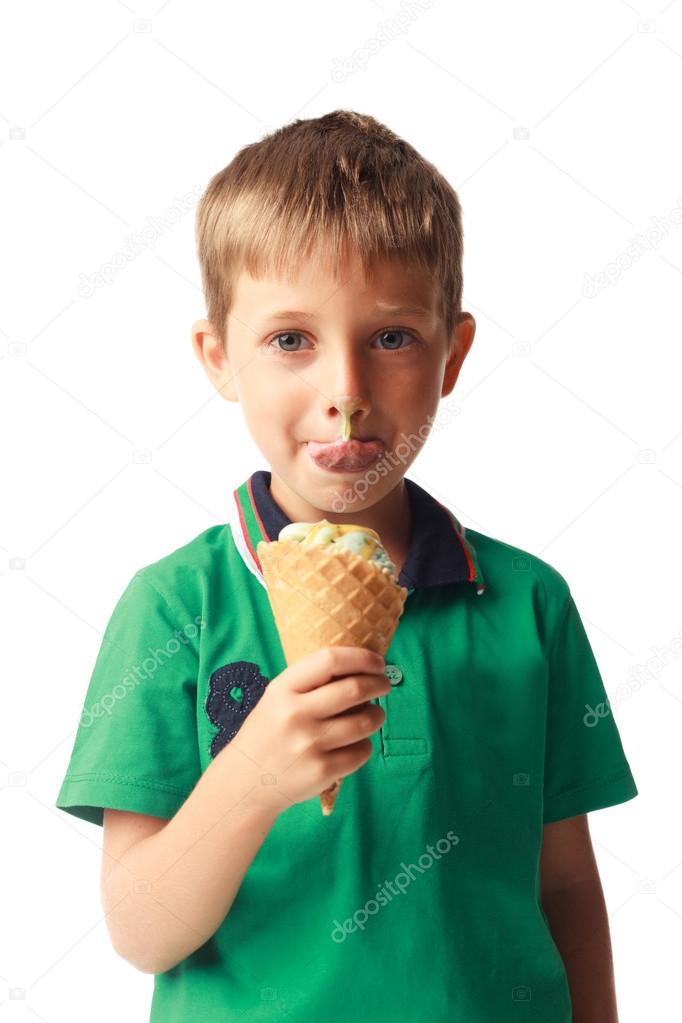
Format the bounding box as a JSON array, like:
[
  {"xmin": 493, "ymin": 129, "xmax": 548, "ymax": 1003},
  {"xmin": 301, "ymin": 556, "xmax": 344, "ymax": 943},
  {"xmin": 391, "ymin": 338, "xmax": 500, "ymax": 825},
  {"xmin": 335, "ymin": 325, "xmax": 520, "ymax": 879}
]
[
  {"xmin": 303, "ymin": 671, "xmax": 390, "ymax": 720},
  {"xmin": 283, "ymin": 645, "xmax": 385, "ymax": 694},
  {"xmin": 316, "ymin": 703, "xmax": 385, "ymax": 752}
]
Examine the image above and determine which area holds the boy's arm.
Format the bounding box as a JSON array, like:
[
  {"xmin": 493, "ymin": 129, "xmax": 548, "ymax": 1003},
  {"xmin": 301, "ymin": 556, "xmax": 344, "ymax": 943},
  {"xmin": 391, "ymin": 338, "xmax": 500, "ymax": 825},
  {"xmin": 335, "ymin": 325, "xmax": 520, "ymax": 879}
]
[
  {"xmin": 101, "ymin": 741, "xmax": 285, "ymax": 974},
  {"xmin": 540, "ymin": 814, "xmax": 620, "ymax": 1023}
]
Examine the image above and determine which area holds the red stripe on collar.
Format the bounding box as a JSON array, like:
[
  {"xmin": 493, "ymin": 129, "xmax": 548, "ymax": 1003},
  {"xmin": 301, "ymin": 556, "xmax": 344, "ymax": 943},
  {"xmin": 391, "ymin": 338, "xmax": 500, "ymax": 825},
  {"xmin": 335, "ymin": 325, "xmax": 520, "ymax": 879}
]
[{"xmin": 233, "ymin": 485, "xmax": 263, "ymax": 574}]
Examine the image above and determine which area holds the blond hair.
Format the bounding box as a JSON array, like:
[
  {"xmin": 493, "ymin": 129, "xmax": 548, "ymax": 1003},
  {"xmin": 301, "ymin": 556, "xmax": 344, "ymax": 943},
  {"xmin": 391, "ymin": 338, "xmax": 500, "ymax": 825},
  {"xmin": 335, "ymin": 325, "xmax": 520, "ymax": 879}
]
[{"xmin": 195, "ymin": 109, "xmax": 464, "ymax": 348}]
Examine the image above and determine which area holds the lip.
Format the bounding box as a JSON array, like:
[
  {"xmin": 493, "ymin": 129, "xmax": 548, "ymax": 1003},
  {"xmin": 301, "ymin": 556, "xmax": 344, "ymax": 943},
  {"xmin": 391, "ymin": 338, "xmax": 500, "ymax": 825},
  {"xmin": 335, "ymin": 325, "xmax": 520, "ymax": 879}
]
[{"xmin": 306, "ymin": 438, "xmax": 385, "ymax": 472}]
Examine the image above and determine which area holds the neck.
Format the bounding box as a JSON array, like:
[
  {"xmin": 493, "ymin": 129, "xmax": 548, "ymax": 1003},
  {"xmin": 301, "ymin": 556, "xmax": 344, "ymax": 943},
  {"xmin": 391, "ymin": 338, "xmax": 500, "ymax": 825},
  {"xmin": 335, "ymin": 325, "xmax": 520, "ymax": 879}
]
[{"xmin": 268, "ymin": 471, "xmax": 412, "ymax": 557}]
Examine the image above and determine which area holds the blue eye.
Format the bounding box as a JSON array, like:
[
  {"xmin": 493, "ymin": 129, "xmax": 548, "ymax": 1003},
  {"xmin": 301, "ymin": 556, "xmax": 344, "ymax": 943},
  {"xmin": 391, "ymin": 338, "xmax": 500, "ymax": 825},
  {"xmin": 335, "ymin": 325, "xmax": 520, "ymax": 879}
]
[
  {"xmin": 374, "ymin": 329, "xmax": 416, "ymax": 351},
  {"xmin": 268, "ymin": 332, "xmax": 310, "ymax": 355},
  {"xmin": 266, "ymin": 329, "xmax": 418, "ymax": 356}
]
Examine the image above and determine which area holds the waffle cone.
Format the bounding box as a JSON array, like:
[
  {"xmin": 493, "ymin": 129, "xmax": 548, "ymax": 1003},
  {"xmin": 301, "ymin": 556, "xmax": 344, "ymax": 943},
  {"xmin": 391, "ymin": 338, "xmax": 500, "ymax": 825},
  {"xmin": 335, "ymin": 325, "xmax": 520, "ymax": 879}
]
[{"xmin": 257, "ymin": 539, "xmax": 408, "ymax": 815}]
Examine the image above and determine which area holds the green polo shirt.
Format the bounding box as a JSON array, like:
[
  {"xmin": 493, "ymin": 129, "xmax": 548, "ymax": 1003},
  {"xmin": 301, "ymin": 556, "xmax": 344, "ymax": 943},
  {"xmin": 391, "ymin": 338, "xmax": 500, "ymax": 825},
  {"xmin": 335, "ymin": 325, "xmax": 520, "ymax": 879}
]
[{"xmin": 56, "ymin": 468, "xmax": 638, "ymax": 1022}]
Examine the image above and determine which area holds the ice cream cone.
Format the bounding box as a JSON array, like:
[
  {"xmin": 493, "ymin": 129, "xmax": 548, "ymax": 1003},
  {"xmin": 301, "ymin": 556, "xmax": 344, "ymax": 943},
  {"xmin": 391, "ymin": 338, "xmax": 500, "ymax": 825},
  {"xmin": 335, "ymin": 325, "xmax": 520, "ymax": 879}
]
[{"xmin": 257, "ymin": 537, "xmax": 408, "ymax": 815}]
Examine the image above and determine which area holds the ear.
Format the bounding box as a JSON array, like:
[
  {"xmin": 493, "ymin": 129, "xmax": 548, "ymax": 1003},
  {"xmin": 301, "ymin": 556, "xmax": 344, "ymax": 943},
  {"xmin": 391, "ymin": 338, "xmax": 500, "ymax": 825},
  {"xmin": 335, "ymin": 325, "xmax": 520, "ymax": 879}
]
[
  {"xmin": 441, "ymin": 313, "xmax": 476, "ymax": 398},
  {"xmin": 191, "ymin": 318, "xmax": 239, "ymax": 403}
]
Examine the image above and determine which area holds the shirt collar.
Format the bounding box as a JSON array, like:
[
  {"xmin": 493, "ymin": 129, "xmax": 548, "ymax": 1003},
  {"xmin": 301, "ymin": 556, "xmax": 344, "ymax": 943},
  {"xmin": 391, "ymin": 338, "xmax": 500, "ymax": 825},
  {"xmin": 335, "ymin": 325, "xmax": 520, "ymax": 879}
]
[{"xmin": 229, "ymin": 469, "xmax": 485, "ymax": 595}]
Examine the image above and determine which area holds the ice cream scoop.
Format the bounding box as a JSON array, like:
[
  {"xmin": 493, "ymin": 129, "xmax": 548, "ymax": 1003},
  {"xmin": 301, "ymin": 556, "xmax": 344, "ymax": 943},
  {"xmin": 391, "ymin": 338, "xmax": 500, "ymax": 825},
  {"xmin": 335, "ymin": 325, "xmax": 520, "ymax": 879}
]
[{"xmin": 277, "ymin": 519, "xmax": 398, "ymax": 582}]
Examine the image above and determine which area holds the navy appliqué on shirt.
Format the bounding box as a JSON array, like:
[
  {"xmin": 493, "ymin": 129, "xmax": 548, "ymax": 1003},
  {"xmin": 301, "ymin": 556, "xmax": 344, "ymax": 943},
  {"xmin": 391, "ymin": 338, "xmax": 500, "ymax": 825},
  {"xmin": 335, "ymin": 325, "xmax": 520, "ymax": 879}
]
[{"xmin": 205, "ymin": 661, "xmax": 271, "ymax": 758}]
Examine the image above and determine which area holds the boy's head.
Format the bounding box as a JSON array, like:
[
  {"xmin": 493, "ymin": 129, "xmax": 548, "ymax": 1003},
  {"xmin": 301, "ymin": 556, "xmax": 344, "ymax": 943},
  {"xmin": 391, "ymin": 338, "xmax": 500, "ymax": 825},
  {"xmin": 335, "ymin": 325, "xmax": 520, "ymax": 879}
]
[{"xmin": 192, "ymin": 109, "xmax": 475, "ymax": 521}]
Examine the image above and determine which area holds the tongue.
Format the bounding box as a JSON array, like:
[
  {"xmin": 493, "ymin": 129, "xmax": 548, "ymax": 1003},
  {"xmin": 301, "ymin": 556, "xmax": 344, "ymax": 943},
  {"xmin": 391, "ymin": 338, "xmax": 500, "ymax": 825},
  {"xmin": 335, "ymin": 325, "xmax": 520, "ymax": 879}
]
[{"xmin": 308, "ymin": 439, "xmax": 384, "ymax": 469}]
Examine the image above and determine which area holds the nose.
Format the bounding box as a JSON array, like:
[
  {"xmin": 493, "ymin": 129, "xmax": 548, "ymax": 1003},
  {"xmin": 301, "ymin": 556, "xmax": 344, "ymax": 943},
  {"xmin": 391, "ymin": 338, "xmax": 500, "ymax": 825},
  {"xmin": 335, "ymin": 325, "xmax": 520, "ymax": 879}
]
[
  {"xmin": 330, "ymin": 396, "xmax": 370, "ymax": 441},
  {"xmin": 316, "ymin": 341, "xmax": 371, "ymax": 440}
]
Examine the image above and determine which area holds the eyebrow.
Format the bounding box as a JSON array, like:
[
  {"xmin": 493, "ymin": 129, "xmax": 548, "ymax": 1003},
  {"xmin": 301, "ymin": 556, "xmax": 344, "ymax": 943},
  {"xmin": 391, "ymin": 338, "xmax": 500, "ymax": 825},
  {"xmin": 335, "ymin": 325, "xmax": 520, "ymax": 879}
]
[{"xmin": 261, "ymin": 304, "xmax": 435, "ymax": 322}]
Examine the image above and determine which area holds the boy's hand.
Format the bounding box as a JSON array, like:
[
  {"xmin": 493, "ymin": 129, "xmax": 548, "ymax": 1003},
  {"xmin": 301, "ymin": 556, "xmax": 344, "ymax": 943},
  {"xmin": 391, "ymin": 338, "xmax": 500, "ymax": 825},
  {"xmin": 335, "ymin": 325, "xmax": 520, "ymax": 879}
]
[{"xmin": 225, "ymin": 646, "xmax": 391, "ymax": 810}]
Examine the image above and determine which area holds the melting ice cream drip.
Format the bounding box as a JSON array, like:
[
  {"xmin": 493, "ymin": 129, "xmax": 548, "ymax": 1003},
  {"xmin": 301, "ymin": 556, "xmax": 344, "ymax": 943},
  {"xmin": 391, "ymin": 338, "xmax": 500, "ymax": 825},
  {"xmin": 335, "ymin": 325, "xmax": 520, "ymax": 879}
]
[{"xmin": 339, "ymin": 402, "xmax": 353, "ymax": 442}]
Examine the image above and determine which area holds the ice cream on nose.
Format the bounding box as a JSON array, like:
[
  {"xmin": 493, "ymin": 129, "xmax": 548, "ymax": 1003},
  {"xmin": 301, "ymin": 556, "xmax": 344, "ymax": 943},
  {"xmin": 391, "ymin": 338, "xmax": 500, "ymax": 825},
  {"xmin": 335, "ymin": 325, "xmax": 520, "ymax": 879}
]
[{"xmin": 339, "ymin": 401, "xmax": 355, "ymax": 441}]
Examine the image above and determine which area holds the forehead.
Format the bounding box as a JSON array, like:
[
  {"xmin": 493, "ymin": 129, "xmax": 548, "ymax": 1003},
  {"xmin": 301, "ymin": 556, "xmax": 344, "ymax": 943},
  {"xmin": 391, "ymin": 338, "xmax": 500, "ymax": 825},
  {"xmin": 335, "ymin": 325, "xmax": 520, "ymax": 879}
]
[{"xmin": 232, "ymin": 249, "xmax": 439, "ymax": 319}]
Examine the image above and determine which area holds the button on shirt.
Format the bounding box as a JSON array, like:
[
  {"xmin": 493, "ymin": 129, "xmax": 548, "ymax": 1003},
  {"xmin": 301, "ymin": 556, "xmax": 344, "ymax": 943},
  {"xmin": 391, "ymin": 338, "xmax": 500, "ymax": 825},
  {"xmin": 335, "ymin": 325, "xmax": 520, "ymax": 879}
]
[
  {"xmin": 384, "ymin": 664, "xmax": 403, "ymax": 685},
  {"xmin": 56, "ymin": 469, "xmax": 638, "ymax": 1022}
]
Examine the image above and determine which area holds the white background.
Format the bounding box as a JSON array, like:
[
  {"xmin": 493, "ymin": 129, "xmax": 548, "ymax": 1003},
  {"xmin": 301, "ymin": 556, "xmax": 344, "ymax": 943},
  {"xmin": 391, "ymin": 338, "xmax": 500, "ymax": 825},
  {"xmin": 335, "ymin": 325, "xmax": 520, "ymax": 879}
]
[{"xmin": 2, "ymin": 0, "xmax": 680, "ymax": 1019}]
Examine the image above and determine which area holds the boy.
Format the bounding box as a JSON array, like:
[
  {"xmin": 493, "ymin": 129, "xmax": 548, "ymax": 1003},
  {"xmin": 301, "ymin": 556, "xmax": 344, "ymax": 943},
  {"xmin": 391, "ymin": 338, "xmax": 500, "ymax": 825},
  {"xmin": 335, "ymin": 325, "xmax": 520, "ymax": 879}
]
[{"xmin": 55, "ymin": 110, "xmax": 638, "ymax": 1022}]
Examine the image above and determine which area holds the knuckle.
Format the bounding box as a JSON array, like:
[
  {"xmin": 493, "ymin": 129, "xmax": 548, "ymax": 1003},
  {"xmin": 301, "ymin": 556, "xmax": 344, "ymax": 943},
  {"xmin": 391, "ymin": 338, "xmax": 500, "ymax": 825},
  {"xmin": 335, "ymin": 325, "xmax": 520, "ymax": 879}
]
[
  {"xmin": 358, "ymin": 737, "xmax": 373, "ymax": 758},
  {"xmin": 281, "ymin": 699, "xmax": 299, "ymax": 730},
  {"xmin": 291, "ymin": 723, "xmax": 314, "ymax": 758},
  {"xmin": 345, "ymin": 677, "xmax": 364, "ymax": 703},
  {"xmin": 358, "ymin": 706, "xmax": 377, "ymax": 730},
  {"xmin": 320, "ymin": 646, "xmax": 340, "ymax": 673}
]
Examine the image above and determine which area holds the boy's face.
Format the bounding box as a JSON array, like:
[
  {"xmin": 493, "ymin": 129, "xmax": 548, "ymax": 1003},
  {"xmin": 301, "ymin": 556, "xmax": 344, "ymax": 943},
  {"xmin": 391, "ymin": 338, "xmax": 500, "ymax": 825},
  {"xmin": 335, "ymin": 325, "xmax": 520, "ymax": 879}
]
[{"xmin": 192, "ymin": 249, "xmax": 475, "ymax": 523}]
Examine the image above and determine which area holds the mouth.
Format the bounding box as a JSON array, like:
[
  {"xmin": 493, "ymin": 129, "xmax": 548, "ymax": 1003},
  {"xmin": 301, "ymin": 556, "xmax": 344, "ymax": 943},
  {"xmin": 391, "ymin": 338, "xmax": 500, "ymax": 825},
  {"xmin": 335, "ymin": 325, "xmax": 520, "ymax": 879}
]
[{"xmin": 306, "ymin": 438, "xmax": 385, "ymax": 472}]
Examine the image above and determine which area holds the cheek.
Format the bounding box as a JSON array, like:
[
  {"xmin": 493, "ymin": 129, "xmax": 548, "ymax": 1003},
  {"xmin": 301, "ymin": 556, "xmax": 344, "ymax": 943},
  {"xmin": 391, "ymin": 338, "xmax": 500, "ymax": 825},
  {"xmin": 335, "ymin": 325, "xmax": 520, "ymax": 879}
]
[
  {"xmin": 240, "ymin": 356, "xmax": 302, "ymax": 399},
  {"xmin": 397, "ymin": 385, "xmax": 442, "ymax": 438},
  {"xmin": 239, "ymin": 378, "xmax": 300, "ymax": 443},
  {"xmin": 388, "ymin": 366, "xmax": 440, "ymax": 409}
]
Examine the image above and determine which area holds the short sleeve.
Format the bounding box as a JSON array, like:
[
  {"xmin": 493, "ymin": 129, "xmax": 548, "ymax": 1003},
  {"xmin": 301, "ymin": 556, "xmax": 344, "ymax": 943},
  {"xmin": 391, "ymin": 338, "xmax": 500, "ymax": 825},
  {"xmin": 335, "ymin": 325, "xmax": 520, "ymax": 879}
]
[
  {"xmin": 55, "ymin": 570, "xmax": 203, "ymax": 827},
  {"xmin": 543, "ymin": 591, "xmax": 638, "ymax": 824}
]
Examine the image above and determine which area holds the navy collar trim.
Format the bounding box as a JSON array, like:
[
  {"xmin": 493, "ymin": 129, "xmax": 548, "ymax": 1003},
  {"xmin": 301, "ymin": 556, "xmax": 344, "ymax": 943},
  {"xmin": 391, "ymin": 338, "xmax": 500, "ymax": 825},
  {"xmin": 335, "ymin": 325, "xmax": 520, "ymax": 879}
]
[{"xmin": 240, "ymin": 469, "xmax": 485, "ymax": 594}]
